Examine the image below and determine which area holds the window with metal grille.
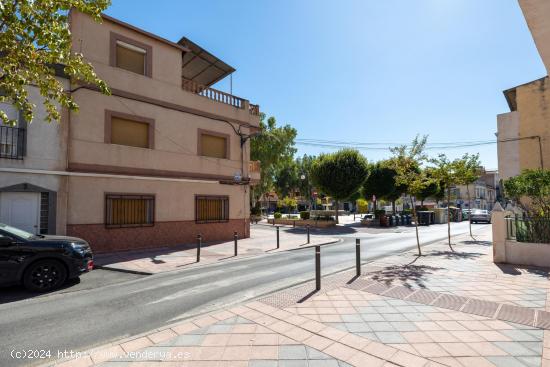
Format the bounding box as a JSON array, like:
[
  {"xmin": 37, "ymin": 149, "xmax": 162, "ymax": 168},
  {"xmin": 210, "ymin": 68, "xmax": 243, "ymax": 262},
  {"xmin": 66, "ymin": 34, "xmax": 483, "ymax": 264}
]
[
  {"xmin": 105, "ymin": 194, "xmax": 155, "ymax": 228},
  {"xmin": 195, "ymin": 196, "xmax": 229, "ymax": 223},
  {"xmin": 0, "ymin": 102, "xmax": 26, "ymax": 159}
]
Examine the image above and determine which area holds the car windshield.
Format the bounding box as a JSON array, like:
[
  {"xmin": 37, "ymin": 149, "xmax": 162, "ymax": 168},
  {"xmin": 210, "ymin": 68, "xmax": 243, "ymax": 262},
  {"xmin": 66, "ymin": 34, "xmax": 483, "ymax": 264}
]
[
  {"xmin": 0, "ymin": 223, "xmax": 35, "ymax": 239},
  {"xmin": 472, "ymin": 210, "xmax": 488, "ymax": 214}
]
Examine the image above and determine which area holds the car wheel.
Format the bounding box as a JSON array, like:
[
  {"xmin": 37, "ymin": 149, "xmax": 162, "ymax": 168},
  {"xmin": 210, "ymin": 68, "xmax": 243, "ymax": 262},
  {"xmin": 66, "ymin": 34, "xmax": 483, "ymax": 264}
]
[{"xmin": 23, "ymin": 259, "xmax": 67, "ymax": 292}]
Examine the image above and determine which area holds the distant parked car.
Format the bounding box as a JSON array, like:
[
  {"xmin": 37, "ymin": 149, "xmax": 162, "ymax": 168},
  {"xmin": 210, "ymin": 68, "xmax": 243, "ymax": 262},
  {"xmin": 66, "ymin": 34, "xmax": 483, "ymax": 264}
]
[
  {"xmin": 0, "ymin": 223, "xmax": 93, "ymax": 292},
  {"xmin": 470, "ymin": 209, "xmax": 491, "ymax": 224}
]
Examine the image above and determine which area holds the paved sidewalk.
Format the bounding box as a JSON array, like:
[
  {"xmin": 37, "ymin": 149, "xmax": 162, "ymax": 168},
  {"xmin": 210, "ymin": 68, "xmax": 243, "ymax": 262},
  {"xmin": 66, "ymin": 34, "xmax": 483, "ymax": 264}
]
[
  {"xmin": 47, "ymin": 227, "xmax": 550, "ymax": 367},
  {"xmin": 94, "ymin": 225, "xmax": 338, "ymax": 274}
]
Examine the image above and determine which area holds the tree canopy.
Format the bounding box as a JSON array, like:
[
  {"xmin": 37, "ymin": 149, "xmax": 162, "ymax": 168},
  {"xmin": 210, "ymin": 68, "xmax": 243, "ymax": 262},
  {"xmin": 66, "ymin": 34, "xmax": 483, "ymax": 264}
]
[
  {"xmin": 504, "ymin": 169, "xmax": 550, "ymax": 217},
  {"xmin": 310, "ymin": 149, "xmax": 368, "ymax": 223},
  {"xmin": 362, "ymin": 162, "xmax": 398, "ymax": 210},
  {"xmin": 0, "ymin": 0, "xmax": 111, "ymax": 125},
  {"xmin": 250, "ymin": 114, "xmax": 297, "ymax": 200}
]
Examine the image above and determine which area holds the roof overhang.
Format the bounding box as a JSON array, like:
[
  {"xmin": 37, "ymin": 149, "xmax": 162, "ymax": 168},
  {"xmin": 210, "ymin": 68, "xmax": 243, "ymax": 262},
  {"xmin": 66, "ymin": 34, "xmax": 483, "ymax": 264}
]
[
  {"xmin": 503, "ymin": 87, "xmax": 517, "ymax": 112},
  {"xmin": 178, "ymin": 37, "xmax": 235, "ymax": 87}
]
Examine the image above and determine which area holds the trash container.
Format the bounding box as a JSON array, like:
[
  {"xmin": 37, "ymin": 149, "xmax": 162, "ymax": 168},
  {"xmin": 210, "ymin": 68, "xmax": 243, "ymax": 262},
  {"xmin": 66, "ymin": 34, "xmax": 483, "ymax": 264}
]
[{"xmin": 417, "ymin": 211, "xmax": 432, "ymax": 226}]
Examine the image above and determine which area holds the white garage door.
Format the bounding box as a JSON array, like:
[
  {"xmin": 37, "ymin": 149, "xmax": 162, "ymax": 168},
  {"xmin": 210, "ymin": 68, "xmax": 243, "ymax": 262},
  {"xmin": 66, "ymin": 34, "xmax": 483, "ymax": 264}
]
[{"xmin": 0, "ymin": 192, "xmax": 40, "ymax": 234}]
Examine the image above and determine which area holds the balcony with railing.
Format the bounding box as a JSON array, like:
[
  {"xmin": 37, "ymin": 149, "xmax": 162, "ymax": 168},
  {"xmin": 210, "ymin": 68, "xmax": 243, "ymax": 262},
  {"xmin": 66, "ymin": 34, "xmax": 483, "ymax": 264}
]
[
  {"xmin": 0, "ymin": 126, "xmax": 25, "ymax": 159},
  {"xmin": 182, "ymin": 78, "xmax": 260, "ymax": 116}
]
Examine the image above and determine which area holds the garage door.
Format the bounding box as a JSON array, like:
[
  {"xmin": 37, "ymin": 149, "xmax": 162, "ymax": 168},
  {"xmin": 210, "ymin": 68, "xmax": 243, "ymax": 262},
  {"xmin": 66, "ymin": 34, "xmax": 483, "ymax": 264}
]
[{"xmin": 0, "ymin": 192, "xmax": 40, "ymax": 234}]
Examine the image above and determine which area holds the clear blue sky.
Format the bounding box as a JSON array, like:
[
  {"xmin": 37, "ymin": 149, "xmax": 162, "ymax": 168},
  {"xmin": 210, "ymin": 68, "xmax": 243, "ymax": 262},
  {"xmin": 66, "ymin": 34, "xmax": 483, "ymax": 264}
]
[{"xmin": 105, "ymin": 0, "xmax": 546, "ymax": 170}]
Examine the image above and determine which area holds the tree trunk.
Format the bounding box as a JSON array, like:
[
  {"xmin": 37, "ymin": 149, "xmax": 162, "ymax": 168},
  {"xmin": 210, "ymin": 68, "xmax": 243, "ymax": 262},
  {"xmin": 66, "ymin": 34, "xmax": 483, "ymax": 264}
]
[
  {"xmin": 467, "ymin": 183, "xmax": 473, "ymax": 239},
  {"xmin": 410, "ymin": 195, "xmax": 421, "ymax": 256},
  {"xmin": 447, "ymin": 187, "xmax": 453, "ymax": 251},
  {"xmin": 335, "ymin": 199, "xmax": 339, "ymax": 224},
  {"xmin": 392, "ymin": 200, "xmax": 396, "ymax": 214}
]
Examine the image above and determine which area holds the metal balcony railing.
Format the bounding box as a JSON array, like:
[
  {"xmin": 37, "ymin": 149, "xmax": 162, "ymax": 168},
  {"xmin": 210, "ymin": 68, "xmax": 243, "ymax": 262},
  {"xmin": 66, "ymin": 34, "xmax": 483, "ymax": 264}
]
[{"xmin": 0, "ymin": 126, "xmax": 25, "ymax": 159}]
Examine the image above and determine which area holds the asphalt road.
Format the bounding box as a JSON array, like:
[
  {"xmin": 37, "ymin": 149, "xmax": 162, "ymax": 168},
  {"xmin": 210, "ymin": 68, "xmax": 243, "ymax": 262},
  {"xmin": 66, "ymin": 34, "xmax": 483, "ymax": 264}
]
[{"xmin": 0, "ymin": 221, "xmax": 490, "ymax": 366}]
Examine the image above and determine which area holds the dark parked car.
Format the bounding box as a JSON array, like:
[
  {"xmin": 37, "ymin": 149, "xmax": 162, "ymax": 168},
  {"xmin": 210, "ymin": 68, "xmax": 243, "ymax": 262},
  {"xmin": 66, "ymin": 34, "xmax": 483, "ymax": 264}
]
[
  {"xmin": 470, "ymin": 209, "xmax": 491, "ymax": 224},
  {"xmin": 0, "ymin": 223, "xmax": 93, "ymax": 292}
]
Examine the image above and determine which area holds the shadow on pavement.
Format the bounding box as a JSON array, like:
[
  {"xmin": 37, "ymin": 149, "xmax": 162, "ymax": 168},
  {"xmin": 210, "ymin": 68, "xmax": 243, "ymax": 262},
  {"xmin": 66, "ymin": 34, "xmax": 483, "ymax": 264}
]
[
  {"xmin": 368, "ymin": 264, "xmax": 443, "ymax": 289},
  {"xmin": 495, "ymin": 263, "xmax": 549, "ymax": 279}
]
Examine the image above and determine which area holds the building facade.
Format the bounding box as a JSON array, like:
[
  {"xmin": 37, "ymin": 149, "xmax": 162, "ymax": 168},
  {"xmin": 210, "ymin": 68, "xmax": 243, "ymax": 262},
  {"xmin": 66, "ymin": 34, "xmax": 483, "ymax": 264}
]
[
  {"xmin": 497, "ymin": 0, "xmax": 550, "ymax": 180},
  {"xmin": 0, "ymin": 77, "xmax": 70, "ymax": 236},
  {"xmin": 451, "ymin": 169, "xmax": 499, "ymax": 211},
  {"xmin": 0, "ymin": 12, "xmax": 260, "ymax": 253}
]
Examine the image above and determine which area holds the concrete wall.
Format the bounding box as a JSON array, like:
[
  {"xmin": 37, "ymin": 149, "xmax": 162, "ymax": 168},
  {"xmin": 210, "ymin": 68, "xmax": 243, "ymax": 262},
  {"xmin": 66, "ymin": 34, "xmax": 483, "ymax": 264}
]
[
  {"xmin": 69, "ymin": 88, "xmax": 248, "ymax": 179},
  {"xmin": 62, "ymin": 11, "xmax": 261, "ymax": 251},
  {"xmin": 69, "ymin": 11, "xmax": 259, "ymax": 128},
  {"xmin": 0, "ymin": 82, "xmax": 69, "ymax": 235},
  {"xmin": 65, "ymin": 175, "xmax": 250, "ymax": 252},
  {"xmin": 519, "ymin": 0, "xmax": 550, "ymax": 74},
  {"xmin": 504, "ymin": 240, "xmax": 550, "ymax": 268},
  {"xmin": 515, "ymin": 77, "xmax": 550, "ymax": 172},
  {"xmin": 492, "ymin": 206, "xmax": 550, "ymax": 267},
  {"xmin": 497, "ymin": 111, "xmax": 520, "ymax": 180}
]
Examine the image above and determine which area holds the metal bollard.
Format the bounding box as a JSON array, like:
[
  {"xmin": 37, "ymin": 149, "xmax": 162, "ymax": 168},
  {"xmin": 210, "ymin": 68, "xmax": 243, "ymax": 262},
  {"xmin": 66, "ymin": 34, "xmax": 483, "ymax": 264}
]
[
  {"xmin": 196, "ymin": 234, "xmax": 202, "ymax": 262},
  {"xmin": 354, "ymin": 213, "xmax": 356, "ymax": 220},
  {"xmin": 234, "ymin": 231, "xmax": 238, "ymax": 256},
  {"xmin": 356, "ymin": 238, "xmax": 361, "ymax": 276},
  {"xmin": 276, "ymin": 226, "xmax": 280, "ymax": 249},
  {"xmin": 293, "ymin": 220, "xmax": 296, "ymax": 228},
  {"xmin": 307, "ymin": 224, "xmax": 310, "ymax": 244},
  {"xmin": 315, "ymin": 245, "xmax": 321, "ymax": 290}
]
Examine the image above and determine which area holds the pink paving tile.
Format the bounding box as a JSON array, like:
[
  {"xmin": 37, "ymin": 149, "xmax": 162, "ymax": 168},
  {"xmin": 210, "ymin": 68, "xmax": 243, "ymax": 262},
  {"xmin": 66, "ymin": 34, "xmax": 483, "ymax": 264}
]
[
  {"xmin": 347, "ymin": 352, "xmax": 385, "ymax": 367},
  {"xmin": 120, "ymin": 337, "xmax": 154, "ymax": 353},
  {"xmin": 89, "ymin": 345, "xmax": 126, "ymax": 364},
  {"xmin": 280, "ymin": 327, "xmax": 313, "ymax": 342},
  {"xmin": 303, "ymin": 334, "xmax": 335, "ymax": 350},
  {"xmin": 323, "ymin": 342, "xmax": 359, "ymax": 361},
  {"xmin": 389, "ymin": 350, "xmax": 431, "ymax": 367},
  {"xmin": 220, "ymin": 346, "xmax": 252, "ymax": 361},
  {"xmin": 202, "ymin": 334, "xmax": 231, "ymax": 347},
  {"xmin": 55, "ymin": 356, "xmax": 94, "ymax": 367},
  {"xmin": 148, "ymin": 329, "xmax": 177, "ymax": 344},
  {"xmin": 455, "ymin": 357, "xmax": 498, "ymax": 367},
  {"xmin": 411, "ymin": 343, "xmax": 450, "ymax": 358},
  {"xmin": 339, "ymin": 333, "xmax": 371, "ymax": 350},
  {"xmin": 171, "ymin": 322, "xmax": 199, "ymax": 335}
]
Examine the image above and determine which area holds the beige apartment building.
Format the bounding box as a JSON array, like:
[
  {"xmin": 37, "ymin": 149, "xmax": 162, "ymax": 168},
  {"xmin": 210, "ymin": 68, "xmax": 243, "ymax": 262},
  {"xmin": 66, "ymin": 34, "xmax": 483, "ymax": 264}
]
[
  {"xmin": 0, "ymin": 12, "xmax": 260, "ymax": 253},
  {"xmin": 497, "ymin": 0, "xmax": 550, "ymax": 180}
]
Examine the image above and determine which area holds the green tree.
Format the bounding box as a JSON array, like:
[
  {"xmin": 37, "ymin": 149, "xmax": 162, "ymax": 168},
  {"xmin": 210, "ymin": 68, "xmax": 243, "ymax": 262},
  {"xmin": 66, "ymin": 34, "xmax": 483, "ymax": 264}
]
[
  {"xmin": 455, "ymin": 153, "xmax": 481, "ymax": 238},
  {"xmin": 504, "ymin": 169, "xmax": 550, "ymax": 217},
  {"xmin": 430, "ymin": 154, "xmax": 464, "ymax": 250},
  {"xmin": 416, "ymin": 169, "xmax": 440, "ymax": 207},
  {"xmin": 251, "ymin": 114, "xmax": 297, "ymax": 207},
  {"xmin": 274, "ymin": 160, "xmax": 299, "ymax": 199},
  {"xmin": 296, "ymin": 154, "xmax": 316, "ymax": 208},
  {"xmin": 277, "ymin": 196, "xmax": 298, "ymax": 213},
  {"xmin": 504, "ymin": 169, "xmax": 550, "ymax": 243},
  {"xmin": 310, "ymin": 149, "xmax": 369, "ymax": 224},
  {"xmin": 388, "ymin": 135, "xmax": 431, "ymax": 255},
  {"xmin": 362, "ymin": 163, "xmax": 396, "ymax": 212},
  {"xmin": 0, "ymin": 1, "xmax": 111, "ymax": 125}
]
